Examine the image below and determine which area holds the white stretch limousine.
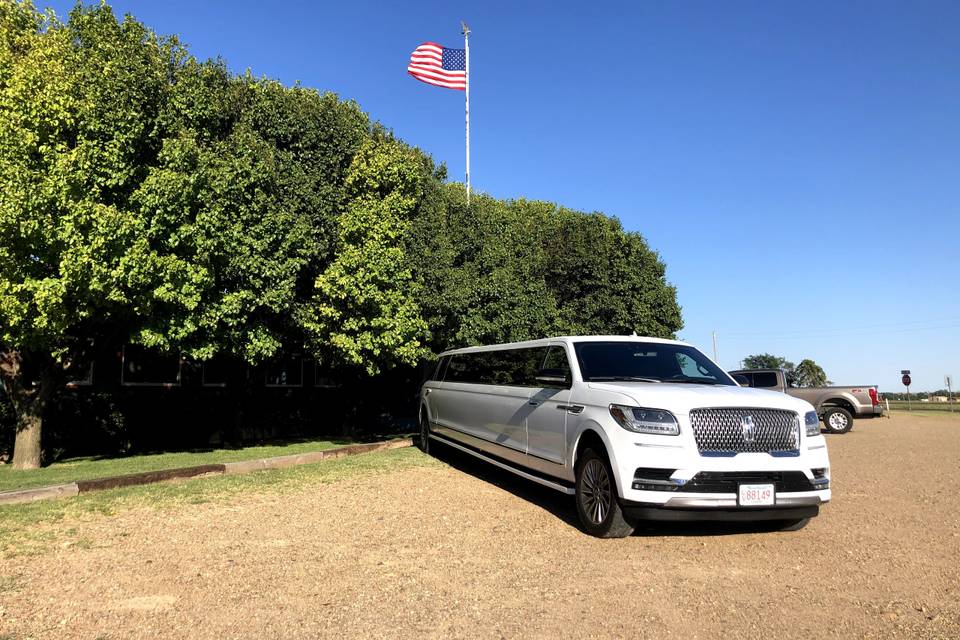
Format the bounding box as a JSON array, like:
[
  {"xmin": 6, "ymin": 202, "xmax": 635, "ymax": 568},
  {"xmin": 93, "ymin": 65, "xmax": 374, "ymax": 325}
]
[{"xmin": 418, "ymin": 336, "xmax": 831, "ymax": 537}]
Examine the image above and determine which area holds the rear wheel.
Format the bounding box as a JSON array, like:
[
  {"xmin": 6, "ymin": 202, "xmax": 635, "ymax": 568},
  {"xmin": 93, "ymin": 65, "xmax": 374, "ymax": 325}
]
[
  {"xmin": 575, "ymin": 448, "xmax": 634, "ymax": 538},
  {"xmin": 822, "ymin": 407, "xmax": 854, "ymax": 434}
]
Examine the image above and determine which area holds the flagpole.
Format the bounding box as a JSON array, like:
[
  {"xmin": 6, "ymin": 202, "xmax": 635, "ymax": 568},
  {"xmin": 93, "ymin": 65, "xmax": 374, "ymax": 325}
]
[{"xmin": 462, "ymin": 21, "xmax": 470, "ymax": 205}]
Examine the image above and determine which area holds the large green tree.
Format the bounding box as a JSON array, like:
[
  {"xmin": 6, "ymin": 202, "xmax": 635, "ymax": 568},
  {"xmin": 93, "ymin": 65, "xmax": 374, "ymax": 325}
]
[
  {"xmin": 0, "ymin": 2, "xmax": 373, "ymax": 467},
  {"xmin": 0, "ymin": 1, "xmax": 180, "ymax": 468},
  {"xmin": 1, "ymin": 1, "xmax": 686, "ymax": 467},
  {"xmin": 792, "ymin": 359, "xmax": 828, "ymax": 388},
  {"xmin": 302, "ymin": 135, "xmax": 431, "ymax": 374}
]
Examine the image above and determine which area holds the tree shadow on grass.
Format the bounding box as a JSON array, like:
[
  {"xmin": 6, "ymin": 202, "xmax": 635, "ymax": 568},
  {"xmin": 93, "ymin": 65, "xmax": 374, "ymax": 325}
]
[
  {"xmin": 45, "ymin": 432, "xmax": 415, "ymax": 465},
  {"xmin": 429, "ymin": 440, "xmax": 800, "ymax": 538}
]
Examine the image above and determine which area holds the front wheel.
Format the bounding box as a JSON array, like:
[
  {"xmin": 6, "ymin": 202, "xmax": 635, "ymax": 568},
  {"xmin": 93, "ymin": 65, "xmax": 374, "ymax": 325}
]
[
  {"xmin": 778, "ymin": 517, "xmax": 811, "ymax": 531},
  {"xmin": 575, "ymin": 448, "xmax": 634, "ymax": 538},
  {"xmin": 822, "ymin": 407, "xmax": 854, "ymax": 434},
  {"xmin": 418, "ymin": 411, "xmax": 431, "ymax": 454}
]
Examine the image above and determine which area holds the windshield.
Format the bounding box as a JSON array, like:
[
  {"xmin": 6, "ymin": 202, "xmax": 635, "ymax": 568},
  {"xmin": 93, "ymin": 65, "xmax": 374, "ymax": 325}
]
[{"xmin": 573, "ymin": 341, "xmax": 736, "ymax": 386}]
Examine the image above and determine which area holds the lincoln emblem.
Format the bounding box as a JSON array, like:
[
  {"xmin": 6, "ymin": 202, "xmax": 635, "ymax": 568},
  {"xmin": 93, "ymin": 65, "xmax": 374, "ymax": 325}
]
[{"xmin": 741, "ymin": 415, "xmax": 757, "ymax": 443}]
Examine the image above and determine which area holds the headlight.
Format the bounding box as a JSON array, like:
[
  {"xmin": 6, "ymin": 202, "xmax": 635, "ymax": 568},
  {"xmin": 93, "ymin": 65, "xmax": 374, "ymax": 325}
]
[
  {"xmin": 609, "ymin": 405, "xmax": 679, "ymax": 435},
  {"xmin": 804, "ymin": 411, "xmax": 820, "ymax": 437}
]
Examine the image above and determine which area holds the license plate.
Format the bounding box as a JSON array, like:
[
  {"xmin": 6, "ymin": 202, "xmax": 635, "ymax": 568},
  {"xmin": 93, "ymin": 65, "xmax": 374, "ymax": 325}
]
[{"xmin": 738, "ymin": 483, "xmax": 775, "ymax": 506}]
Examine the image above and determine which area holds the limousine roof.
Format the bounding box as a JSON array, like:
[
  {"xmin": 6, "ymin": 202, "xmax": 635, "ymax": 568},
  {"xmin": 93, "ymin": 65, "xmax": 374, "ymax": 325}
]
[{"xmin": 438, "ymin": 335, "xmax": 690, "ymax": 357}]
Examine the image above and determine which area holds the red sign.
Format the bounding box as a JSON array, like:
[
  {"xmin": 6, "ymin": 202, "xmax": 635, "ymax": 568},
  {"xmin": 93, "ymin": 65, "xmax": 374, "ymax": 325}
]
[{"xmin": 902, "ymin": 374, "xmax": 912, "ymax": 387}]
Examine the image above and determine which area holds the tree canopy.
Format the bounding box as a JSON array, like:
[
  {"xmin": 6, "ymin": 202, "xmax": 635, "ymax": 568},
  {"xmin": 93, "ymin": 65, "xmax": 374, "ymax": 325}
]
[
  {"xmin": 792, "ymin": 359, "xmax": 829, "ymax": 388},
  {"xmin": 742, "ymin": 354, "xmax": 796, "ymax": 374},
  {"xmin": 741, "ymin": 354, "xmax": 830, "ymax": 388},
  {"xmin": 0, "ymin": 0, "xmax": 683, "ymax": 468}
]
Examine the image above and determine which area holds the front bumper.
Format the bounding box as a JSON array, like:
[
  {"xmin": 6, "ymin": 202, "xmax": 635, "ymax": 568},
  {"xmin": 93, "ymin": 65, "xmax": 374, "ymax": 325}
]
[
  {"xmin": 609, "ymin": 430, "xmax": 832, "ymax": 515},
  {"xmin": 622, "ymin": 501, "xmax": 819, "ymax": 522}
]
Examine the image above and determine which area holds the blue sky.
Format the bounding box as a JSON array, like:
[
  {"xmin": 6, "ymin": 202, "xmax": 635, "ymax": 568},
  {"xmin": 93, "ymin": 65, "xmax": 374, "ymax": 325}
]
[{"xmin": 44, "ymin": 1, "xmax": 960, "ymax": 393}]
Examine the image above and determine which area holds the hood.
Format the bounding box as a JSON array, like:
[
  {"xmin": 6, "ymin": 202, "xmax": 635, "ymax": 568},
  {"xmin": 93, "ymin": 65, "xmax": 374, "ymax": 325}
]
[{"xmin": 586, "ymin": 381, "xmax": 814, "ymax": 415}]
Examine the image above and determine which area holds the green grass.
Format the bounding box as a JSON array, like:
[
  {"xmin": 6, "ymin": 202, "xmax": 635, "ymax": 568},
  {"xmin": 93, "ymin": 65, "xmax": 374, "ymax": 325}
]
[
  {"xmin": 0, "ymin": 446, "xmax": 436, "ymax": 558},
  {"xmin": 0, "ymin": 437, "xmax": 362, "ymax": 493},
  {"xmin": 887, "ymin": 401, "xmax": 959, "ymax": 413},
  {"xmin": 888, "ymin": 408, "xmax": 960, "ymax": 419}
]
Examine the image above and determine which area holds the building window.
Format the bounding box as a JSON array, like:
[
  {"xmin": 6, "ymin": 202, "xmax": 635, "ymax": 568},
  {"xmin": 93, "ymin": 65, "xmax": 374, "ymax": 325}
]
[
  {"xmin": 265, "ymin": 357, "xmax": 304, "ymax": 388},
  {"xmin": 121, "ymin": 345, "xmax": 182, "ymax": 387}
]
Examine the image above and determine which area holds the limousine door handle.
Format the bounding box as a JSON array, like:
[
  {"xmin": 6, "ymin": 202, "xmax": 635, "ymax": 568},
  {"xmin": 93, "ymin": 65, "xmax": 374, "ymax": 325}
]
[
  {"xmin": 528, "ymin": 400, "xmax": 540, "ymax": 406},
  {"xmin": 557, "ymin": 405, "xmax": 584, "ymax": 414}
]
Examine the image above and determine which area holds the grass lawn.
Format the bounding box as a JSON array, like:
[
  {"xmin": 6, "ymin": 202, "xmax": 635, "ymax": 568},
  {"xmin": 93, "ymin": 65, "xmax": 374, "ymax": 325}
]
[
  {"xmin": 0, "ymin": 446, "xmax": 436, "ymax": 558},
  {"xmin": 886, "ymin": 401, "xmax": 959, "ymax": 413},
  {"xmin": 0, "ymin": 437, "xmax": 366, "ymax": 494},
  {"xmin": 888, "ymin": 409, "xmax": 960, "ymax": 419}
]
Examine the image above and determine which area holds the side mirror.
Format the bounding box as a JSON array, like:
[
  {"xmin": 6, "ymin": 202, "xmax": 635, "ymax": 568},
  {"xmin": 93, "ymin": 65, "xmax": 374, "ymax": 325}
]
[
  {"xmin": 535, "ymin": 368, "xmax": 569, "ymax": 386},
  {"xmin": 733, "ymin": 374, "xmax": 750, "ymax": 387}
]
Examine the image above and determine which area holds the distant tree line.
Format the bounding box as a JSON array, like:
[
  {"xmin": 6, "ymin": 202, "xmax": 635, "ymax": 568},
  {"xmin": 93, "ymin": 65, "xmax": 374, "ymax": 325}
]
[
  {"xmin": 0, "ymin": 2, "xmax": 682, "ymax": 468},
  {"xmin": 740, "ymin": 354, "xmax": 829, "ymax": 388},
  {"xmin": 883, "ymin": 390, "xmax": 955, "ymax": 401}
]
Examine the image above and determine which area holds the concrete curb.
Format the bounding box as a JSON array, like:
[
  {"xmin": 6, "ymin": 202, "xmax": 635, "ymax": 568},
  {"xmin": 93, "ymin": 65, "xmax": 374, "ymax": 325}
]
[
  {"xmin": 0, "ymin": 437, "xmax": 414, "ymax": 506},
  {"xmin": 0, "ymin": 482, "xmax": 79, "ymax": 505}
]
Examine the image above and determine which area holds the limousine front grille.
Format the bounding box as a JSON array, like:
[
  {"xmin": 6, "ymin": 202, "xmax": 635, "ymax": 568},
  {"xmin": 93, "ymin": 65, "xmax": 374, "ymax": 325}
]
[
  {"xmin": 680, "ymin": 471, "xmax": 816, "ymax": 493},
  {"xmin": 689, "ymin": 408, "xmax": 799, "ymax": 456}
]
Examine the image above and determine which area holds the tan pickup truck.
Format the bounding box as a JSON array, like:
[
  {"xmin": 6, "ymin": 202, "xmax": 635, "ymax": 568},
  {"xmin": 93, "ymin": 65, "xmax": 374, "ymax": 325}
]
[{"xmin": 728, "ymin": 368, "xmax": 883, "ymax": 434}]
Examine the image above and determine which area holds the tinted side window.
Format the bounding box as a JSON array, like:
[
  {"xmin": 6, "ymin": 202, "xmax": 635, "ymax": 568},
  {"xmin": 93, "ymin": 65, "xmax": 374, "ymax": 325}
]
[
  {"xmin": 542, "ymin": 346, "xmax": 571, "ymax": 376},
  {"xmin": 432, "ymin": 356, "xmax": 449, "ymax": 381},
  {"xmin": 478, "ymin": 349, "xmax": 521, "ymax": 385},
  {"xmin": 752, "ymin": 372, "xmax": 779, "ymax": 388},
  {"xmin": 443, "ymin": 349, "xmax": 549, "ymax": 386},
  {"xmin": 517, "ymin": 347, "xmax": 548, "ymax": 386},
  {"xmin": 445, "ymin": 354, "xmax": 475, "ymax": 383}
]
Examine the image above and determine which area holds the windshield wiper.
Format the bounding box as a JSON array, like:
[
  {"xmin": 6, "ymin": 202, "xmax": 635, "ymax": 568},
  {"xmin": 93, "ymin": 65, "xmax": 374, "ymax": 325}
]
[
  {"xmin": 665, "ymin": 378, "xmax": 720, "ymax": 385},
  {"xmin": 587, "ymin": 376, "xmax": 662, "ymax": 383}
]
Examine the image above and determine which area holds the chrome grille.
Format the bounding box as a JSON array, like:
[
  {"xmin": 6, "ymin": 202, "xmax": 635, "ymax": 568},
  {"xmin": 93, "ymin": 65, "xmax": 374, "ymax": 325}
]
[{"xmin": 689, "ymin": 408, "xmax": 799, "ymax": 455}]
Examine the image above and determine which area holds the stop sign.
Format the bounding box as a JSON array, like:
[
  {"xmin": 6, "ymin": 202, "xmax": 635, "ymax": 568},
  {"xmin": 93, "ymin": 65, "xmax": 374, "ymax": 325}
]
[{"xmin": 902, "ymin": 374, "xmax": 912, "ymax": 387}]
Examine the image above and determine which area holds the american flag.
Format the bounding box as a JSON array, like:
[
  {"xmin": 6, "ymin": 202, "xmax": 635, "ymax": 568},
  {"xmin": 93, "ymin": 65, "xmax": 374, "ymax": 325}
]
[{"xmin": 407, "ymin": 42, "xmax": 466, "ymax": 90}]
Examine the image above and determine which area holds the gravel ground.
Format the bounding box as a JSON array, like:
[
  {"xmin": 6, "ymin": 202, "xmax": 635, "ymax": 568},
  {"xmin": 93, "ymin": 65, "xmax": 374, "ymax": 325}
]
[{"xmin": 2, "ymin": 412, "xmax": 959, "ymax": 639}]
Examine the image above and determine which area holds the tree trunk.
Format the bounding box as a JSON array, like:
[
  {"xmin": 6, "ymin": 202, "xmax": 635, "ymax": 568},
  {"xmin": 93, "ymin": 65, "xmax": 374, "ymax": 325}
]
[
  {"xmin": 12, "ymin": 407, "xmax": 43, "ymax": 470},
  {"xmin": 1, "ymin": 350, "xmax": 58, "ymax": 470}
]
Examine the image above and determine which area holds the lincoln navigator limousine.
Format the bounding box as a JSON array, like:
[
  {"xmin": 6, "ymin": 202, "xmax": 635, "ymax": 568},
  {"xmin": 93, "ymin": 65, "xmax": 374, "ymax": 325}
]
[{"xmin": 418, "ymin": 336, "xmax": 831, "ymax": 538}]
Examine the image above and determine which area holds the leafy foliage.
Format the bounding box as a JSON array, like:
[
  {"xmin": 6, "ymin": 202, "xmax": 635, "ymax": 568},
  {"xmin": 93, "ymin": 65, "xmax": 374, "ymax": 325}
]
[
  {"xmin": 792, "ymin": 359, "xmax": 828, "ymax": 388},
  {"xmin": 742, "ymin": 354, "xmax": 796, "ymax": 374},
  {"xmin": 0, "ymin": 1, "xmax": 684, "ymax": 466}
]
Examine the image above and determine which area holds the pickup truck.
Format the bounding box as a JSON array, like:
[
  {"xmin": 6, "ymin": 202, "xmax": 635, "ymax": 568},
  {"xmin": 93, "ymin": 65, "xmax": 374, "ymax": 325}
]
[{"xmin": 727, "ymin": 369, "xmax": 883, "ymax": 434}]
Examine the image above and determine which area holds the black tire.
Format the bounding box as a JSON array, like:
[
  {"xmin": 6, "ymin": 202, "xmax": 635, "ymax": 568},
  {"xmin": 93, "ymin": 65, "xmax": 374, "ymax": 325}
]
[
  {"xmin": 778, "ymin": 517, "xmax": 811, "ymax": 531},
  {"xmin": 418, "ymin": 410, "xmax": 431, "ymax": 454},
  {"xmin": 822, "ymin": 407, "xmax": 854, "ymax": 434},
  {"xmin": 574, "ymin": 448, "xmax": 635, "ymax": 538}
]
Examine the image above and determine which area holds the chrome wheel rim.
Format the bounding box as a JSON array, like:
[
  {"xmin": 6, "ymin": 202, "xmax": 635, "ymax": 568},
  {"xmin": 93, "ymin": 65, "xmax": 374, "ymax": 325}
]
[
  {"xmin": 580, "ymin": 459, "xmax": 612, "ymax": 525},
  {"xmin": 828, "ymin": 413, "xmax": 847, "ymax": 430}
]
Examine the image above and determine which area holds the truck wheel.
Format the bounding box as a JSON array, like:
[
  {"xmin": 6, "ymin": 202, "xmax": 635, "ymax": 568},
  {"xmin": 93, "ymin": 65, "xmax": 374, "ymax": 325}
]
[
  {"xmin": 575, "ymin": 448, "xmax": 635, "ymax": 538},
  {"xmin": 822, "ymin": 407, "xmax": 853, "ymax": 434}
]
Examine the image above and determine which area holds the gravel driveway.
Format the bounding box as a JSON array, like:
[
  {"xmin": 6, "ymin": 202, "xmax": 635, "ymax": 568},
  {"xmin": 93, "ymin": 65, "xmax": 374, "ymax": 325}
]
[{"xmin": 2, "ymin": 413, "xmax": 959, "ymax": 639}]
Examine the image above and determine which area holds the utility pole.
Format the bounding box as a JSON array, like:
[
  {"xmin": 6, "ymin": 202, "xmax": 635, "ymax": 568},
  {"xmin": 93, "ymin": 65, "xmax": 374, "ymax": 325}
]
[{"xmin": 712, "ymin": 330, "xmax": 718, "ymax": 363}]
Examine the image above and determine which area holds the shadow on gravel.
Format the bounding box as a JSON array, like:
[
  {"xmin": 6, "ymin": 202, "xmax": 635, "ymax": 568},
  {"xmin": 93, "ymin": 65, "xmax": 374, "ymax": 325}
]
[{"xmin": 430, "ymin": 441, "xmax": 796, "ymax": 539}]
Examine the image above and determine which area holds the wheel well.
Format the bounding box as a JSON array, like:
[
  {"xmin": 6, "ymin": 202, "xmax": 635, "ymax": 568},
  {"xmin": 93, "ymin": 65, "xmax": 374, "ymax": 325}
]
[
  {"xmin": 822, "ymin": 400, "xmax": 854, "ymax": 414},
  {"xmin": 574, "ymin": 429, "xmax": 608, "ymax": 470}
]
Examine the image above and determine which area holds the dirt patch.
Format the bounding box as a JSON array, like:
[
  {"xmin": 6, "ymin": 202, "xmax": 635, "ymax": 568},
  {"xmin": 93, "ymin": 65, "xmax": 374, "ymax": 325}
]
[{"xmin": 1, "ymin": 413, "xmax": 959, "ymax": 638}]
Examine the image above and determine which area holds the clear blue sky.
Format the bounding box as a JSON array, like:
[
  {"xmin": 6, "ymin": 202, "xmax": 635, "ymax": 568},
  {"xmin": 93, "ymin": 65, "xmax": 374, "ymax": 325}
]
[{"xmin": 44, "ymin": 0, "xmax": 960, "ymax": 393}]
